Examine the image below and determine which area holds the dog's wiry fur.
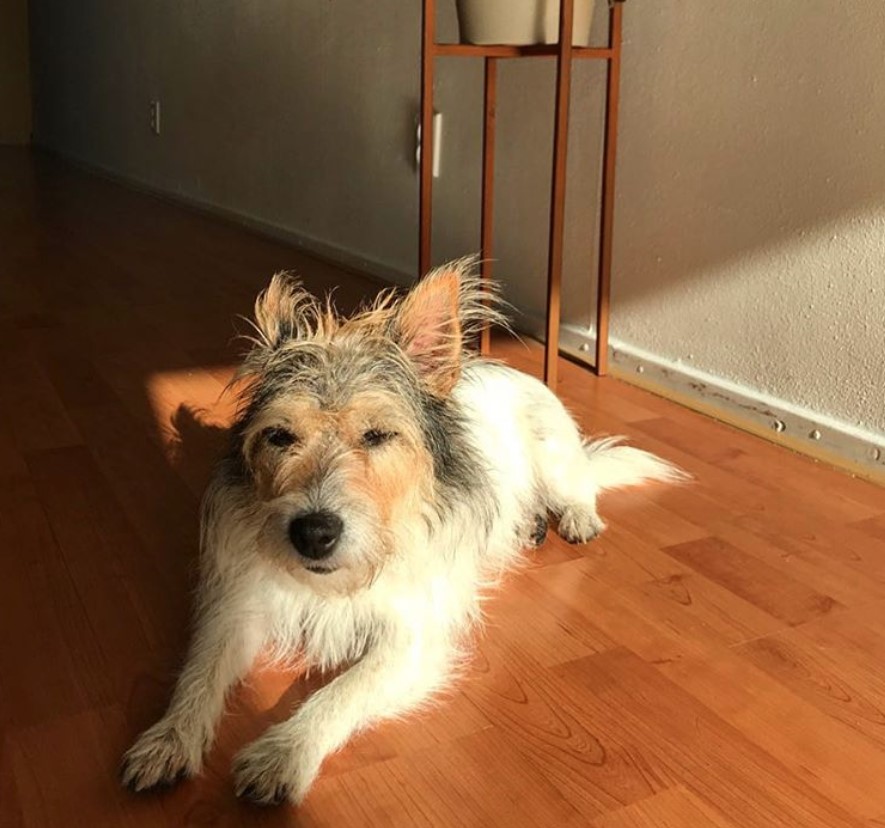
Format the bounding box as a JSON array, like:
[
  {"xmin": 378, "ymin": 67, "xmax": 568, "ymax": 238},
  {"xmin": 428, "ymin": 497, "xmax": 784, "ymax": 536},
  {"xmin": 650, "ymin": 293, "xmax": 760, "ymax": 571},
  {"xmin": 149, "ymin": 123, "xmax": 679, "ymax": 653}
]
[{"xmin": 120, "ymin": 259, "xmax": 686, "ymax": 805}]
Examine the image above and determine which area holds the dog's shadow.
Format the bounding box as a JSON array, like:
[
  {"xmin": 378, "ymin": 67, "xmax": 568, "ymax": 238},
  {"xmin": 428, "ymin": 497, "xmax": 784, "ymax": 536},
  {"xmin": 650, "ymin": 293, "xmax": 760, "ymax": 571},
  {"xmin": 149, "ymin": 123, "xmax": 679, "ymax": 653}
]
[{"xmin": 167, "ymin": 403, "xmax": 231, "ymax": 493}]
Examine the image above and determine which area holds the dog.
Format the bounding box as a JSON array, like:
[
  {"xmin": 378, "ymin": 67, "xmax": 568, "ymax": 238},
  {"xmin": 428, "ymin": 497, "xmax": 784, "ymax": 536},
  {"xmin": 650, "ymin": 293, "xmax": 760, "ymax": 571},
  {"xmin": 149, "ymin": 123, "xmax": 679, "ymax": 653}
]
[{"xmin": 120, "ymin": 259, "xmax": 684, "ymax": 805}]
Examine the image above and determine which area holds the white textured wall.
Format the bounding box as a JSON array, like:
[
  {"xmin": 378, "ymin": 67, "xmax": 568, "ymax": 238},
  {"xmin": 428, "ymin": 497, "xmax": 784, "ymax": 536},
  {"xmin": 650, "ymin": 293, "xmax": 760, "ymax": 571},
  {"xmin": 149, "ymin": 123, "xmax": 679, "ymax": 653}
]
[
  {"xmin": 29, "ymin": 1, "xmax": 885, "ymax": 434},
  {"xmin": 612, "ymin": 2, "xmax": 885, "ymax": 434}
]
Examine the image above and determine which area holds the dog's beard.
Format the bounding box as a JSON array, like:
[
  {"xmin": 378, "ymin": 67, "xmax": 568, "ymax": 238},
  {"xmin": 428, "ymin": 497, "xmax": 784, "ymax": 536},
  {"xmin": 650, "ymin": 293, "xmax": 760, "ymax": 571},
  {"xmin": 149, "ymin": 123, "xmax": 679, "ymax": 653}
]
[{"xmin": 255, "ymin": 500, "xmax": 394, "ymax": 596}]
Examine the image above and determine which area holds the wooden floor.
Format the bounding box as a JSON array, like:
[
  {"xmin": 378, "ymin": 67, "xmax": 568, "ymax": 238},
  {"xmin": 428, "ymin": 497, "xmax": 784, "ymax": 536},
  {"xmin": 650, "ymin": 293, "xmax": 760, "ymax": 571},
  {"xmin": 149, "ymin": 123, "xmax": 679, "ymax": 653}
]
[{"xmin": 2, "ymin": 148, "xmax": 885, "ymax": 827}]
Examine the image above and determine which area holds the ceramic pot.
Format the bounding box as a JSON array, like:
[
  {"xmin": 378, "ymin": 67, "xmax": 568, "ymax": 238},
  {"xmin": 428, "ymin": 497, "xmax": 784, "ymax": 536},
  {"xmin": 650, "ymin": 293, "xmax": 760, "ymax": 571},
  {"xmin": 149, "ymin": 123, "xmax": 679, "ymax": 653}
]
[{"xmin": 455, "ymin": 0, "xmax": 595, "ymax": 47}]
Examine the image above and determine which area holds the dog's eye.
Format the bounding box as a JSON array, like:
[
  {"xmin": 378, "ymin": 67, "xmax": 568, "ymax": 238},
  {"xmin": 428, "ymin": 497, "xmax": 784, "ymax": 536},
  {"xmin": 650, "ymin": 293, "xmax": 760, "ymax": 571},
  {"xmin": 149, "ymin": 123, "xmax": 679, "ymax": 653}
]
[
  {"xmin": 263, "ymin": 427, "xmax": 297, "ymax": 449},
  {"xmin": 362, "ymin": 429, "xmax": 397, "ymax": 448}
]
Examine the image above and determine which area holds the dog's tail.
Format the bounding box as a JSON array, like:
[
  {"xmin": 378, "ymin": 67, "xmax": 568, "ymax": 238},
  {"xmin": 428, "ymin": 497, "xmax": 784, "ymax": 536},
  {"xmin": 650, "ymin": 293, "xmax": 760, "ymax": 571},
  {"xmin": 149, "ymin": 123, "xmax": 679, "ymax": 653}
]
[{"xmin": 583, "ymin": 436, "xmax": 689, "ymax": 491}]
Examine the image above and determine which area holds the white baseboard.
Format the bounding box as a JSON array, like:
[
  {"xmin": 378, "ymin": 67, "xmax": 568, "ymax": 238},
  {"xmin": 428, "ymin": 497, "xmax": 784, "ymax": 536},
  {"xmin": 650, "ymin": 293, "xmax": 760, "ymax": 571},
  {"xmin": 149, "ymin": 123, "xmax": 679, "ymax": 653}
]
[{"xmin": 40, "ymin": 144, "xmax": 885, "ymax": 485}]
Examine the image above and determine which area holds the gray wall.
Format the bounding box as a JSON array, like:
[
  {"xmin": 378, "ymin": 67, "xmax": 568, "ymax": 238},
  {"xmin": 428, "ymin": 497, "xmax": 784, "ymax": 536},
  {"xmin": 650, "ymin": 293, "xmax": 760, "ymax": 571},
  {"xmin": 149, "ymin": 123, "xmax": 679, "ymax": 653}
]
[
  {"xmin": 29, "ymin": 1, "xmax": 885, "ymax": 434},
  {"xmin": 0, "ymin": 0, "xmax": 32, "ymax": 143}
]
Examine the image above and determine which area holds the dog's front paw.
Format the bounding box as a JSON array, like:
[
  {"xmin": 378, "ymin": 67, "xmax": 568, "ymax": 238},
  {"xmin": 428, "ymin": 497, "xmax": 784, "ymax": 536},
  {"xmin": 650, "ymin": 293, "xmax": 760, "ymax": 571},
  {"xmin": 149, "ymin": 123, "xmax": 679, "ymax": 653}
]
[
  {"xmin": 558, "ymin": 505, "xmax": 606, "ymax": 544},
  {"xmin": 233, "ymin": 729, "xmax": 319, "ymax": 807},
  {"xmin": 528, "ymin": 513, "xmax": 549, "ymax": 547},
  {"xmin": 121, "ymin": 720, "xmax": 200, "ymax": 792}
]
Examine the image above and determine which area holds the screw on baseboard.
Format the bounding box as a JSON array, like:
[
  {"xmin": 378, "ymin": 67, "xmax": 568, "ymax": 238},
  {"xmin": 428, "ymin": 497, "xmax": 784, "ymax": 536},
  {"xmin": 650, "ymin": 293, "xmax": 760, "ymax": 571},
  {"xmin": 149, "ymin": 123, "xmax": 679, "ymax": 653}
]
[
  {"xmin": 636, "ymin": 364, "xmax": 645, "ymax": 374},
  {"xmin": 579, "ymin": 342, "xmax": 590, "ymax": 352},
  {"xmin": 809, "ymin": 429, "xmax": 822, "ymax": 441},
  {"xmin": 773, "ymin": 420, "xmax": 786, "ymax": 433}
]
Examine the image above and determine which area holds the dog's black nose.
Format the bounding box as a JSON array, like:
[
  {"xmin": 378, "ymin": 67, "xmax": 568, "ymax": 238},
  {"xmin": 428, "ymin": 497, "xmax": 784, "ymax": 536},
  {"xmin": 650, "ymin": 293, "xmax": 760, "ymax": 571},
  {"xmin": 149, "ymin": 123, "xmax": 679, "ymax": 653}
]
[{"xmin": 289, "ymin": 511, "xmax": 343, "ymax": 560}]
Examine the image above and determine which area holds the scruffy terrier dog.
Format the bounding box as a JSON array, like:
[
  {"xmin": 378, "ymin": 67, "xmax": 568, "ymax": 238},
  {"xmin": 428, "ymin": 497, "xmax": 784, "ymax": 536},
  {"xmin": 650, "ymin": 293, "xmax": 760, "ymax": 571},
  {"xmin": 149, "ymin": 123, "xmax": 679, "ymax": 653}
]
[{"xmin": 121, "ymin": 260, "xmax": 683, "ymax": 805}]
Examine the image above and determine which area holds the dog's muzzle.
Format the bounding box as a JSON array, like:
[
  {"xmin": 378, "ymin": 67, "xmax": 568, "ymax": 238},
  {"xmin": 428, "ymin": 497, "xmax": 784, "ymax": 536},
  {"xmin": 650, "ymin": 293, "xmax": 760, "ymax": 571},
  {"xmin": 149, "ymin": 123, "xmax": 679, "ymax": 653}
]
[{"xmin": 288, "ymin": 511, "xmax": 343, "ymax": 566}]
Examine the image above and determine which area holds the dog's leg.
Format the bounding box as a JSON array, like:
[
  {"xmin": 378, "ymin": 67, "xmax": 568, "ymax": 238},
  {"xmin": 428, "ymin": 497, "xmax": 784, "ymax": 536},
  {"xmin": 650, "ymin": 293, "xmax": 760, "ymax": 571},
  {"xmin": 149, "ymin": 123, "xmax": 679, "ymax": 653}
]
[
  {"xmin": 121, "ymin": 581, "xmax": 265, "ymax": 792},
  {"xmin": 526, "ymin": 512, "xmax": 549, "ymax": 547},
  {"xmin": 233, "ymin": 637, "xmax": 449, "ymax": 805},
  {"xmin": 529, "ymin": 395, "xmax": 606, "ymax": 543}
]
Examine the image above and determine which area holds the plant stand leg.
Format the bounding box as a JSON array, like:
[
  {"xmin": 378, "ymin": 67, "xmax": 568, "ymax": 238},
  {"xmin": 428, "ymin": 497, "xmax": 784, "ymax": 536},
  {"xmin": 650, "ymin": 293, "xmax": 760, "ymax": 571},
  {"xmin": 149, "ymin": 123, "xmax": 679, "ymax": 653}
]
[
  {"xmin": 419, "ymin": 0, "xmax": 436, "ymax": 277},
  {"xmin": 544, "ymin": 0, "xmax": 576, "ymax": 388},
  {"xmin": 595, "ymin": 0, "xmax": 623, "ymax": 376},
  {"xmin": 480, "ymin": 57, "xmax": 498, "ymax": 356}
]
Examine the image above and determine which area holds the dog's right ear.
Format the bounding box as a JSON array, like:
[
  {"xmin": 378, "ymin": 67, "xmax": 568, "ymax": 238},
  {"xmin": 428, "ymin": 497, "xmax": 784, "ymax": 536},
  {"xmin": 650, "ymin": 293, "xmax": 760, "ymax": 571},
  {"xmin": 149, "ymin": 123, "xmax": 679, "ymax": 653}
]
[
  {"xmin": 237, "ymin": 273, "xmax": 318, "ymax": 377},
  {"xmin": 251, "ymin": 273, "xmax": 313, "ymax": 351}
]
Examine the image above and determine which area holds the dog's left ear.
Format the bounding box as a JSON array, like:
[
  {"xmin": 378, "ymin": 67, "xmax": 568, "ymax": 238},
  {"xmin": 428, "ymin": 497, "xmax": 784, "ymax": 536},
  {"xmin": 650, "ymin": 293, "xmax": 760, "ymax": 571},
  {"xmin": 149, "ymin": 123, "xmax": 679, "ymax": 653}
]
[
  {"xmin": 238, "ymin": 273, "xmax": 319, "ymax": 378},
  {"xmin": 395, "ymin": 266, "xmax": 464, "ymax": 396}
]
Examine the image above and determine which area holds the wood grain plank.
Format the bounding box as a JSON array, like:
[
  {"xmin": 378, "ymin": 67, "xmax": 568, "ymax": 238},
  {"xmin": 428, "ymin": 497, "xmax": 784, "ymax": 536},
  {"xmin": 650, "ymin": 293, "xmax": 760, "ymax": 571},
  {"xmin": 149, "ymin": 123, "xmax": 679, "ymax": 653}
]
[
  {"xmin": 0, "ymin": 428, "xmax": 97, "ymax": 728},
  {"xmin": 9, "ymin": 706, "xmax": 171, "ymax": 828},
  {"xmin": 664, "ymin": 536, "xmax": 842, "ymax": 626},
  {"xmin": 307, "ymin": 727, "xmax": 585, "ymax": 827},
  {"xmin": 657, "ymin": 644, "xmax": 885, "ymax": 817},
  {"xmin": 585, "ymin": 524, "xmax": 789, "ymax": 642},
  {"xmin": 556, "ymin": 648, "xmax": 865, "ymax": 828},
  {"xmin": 853, "ymin": 513, "xmax": 885, "ymax": 543},
  {"xmin": 58, "ymin": 390, "xmax": 202, "ymax": 596},
  {"xmin": 528, "ymin": 552, "xmax": 784, "ymax": 667},
  {"xmin": 480, "ymin": 569, "xmax": 615, "ymax": 668},
  {"xmin": 25, "ymin": 445, "xmax": 169, "ymax": 672},
  {"xmin": 707, "ymin": 517, "xmax": 885, "ymax": 608},
  {"xmin": 737, "ymin": 613, "xmax": 885, "ymax": 752},
  {"xmin": 464, "ymin": 632, "xmax": 671, "ymax": 819},
  {"xmin": 528, "ymin": 560, "xmax": 719, "ymax": 664},
  {"xmin": 633, "ymin": 415, "xmax": 884, "ymax": 523},
  {"xmin": 0, "ymin": 335, "xmax": 82, "ymax": 453},
  {"xmin": 733, "ymin": 509, "xmax": 885, "ymax": 584},
  {"xmin": 591, "ymin": 786, "xmax": 739, "ymax": 828}
]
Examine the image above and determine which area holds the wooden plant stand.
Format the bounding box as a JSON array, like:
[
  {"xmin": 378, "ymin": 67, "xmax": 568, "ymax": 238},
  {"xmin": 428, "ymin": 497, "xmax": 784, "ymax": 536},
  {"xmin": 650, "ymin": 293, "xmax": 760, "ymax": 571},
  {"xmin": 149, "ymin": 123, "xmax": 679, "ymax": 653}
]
[{"xmin": 418, "ymin": 0, "xmax": 625, "ymax": 385}]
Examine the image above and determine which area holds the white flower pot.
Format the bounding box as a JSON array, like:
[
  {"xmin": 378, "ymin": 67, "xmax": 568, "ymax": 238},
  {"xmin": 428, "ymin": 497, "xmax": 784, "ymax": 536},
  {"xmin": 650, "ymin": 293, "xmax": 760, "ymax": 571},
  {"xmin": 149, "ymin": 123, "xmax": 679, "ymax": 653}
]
[{"xmin": 455, "ymin": 0, "xmax": 596, "ymax": 47}]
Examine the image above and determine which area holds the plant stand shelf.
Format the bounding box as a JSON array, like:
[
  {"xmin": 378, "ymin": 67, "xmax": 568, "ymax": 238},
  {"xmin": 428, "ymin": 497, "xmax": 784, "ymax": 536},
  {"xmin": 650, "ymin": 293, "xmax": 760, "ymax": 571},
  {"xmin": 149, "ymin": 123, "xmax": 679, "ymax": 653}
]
[{"xmin": 419, "ymin": 0, "xmax": 625, "ymax": 386}]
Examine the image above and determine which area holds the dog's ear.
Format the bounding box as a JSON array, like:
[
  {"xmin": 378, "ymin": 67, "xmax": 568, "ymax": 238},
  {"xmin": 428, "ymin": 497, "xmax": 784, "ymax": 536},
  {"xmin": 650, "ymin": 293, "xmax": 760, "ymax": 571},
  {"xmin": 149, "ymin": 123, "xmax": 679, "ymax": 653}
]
[
  {"xmin": 239, "ymin": 273, "xmax": 319, "ymax": 377},
  {"xmin": 252, "ymin": 273, "xmax": 313, "ymax": 351},
  {"xmin": 395, "ymin": 264, "xmax": 466, "ymax": 396},
  {"xmin": 395, "ymin": 258, "xmax": 507, "ymax": 395}
]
